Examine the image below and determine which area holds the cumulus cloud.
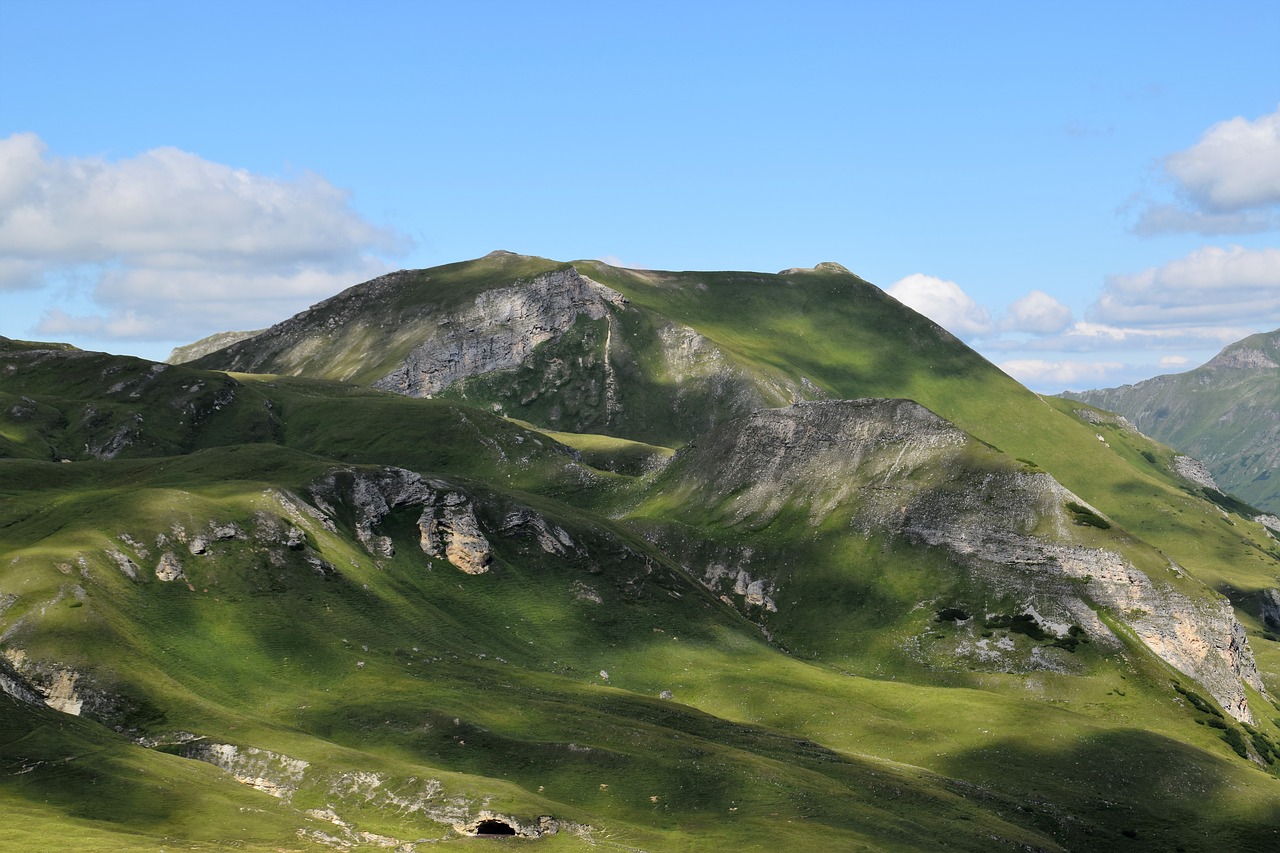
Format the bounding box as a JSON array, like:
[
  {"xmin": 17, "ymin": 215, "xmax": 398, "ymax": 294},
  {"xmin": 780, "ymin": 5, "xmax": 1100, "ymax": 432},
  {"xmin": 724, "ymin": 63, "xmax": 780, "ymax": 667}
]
[
  {"xmin": 1091, "ymin": 245, "xmax": 1280, "ymax": 327},
  {"xmin": 1166, "ymin": 106, "xmax": 1280, "ymax": 212},
  {"xmin": 998, "ymin": 358, "xmax": 1126, "ymax": 389},
  {"xmin": 886, "ymin": 273, "xmax": 992, "ymax": 338},
  {"xmin": 1133, "ymin": 106, "xmax": 1280, "ymax": 235},
  {"xmin": 1001, "ymin": 290, "xmax": 1072, "ymax": 334},
  {"xmin": 0, "ymin": 132, "xmax": 408, "ymax": 339}
]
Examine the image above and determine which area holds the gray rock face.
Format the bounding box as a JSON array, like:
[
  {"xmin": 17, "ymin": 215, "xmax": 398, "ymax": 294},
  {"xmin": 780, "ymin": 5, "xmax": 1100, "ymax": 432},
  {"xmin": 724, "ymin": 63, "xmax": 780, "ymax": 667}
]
[
  {"xmin": 108, "ymin": 549, "xmax": 140, "ymax": 580},
  {"xmin": 165, "ymin": 329, "xmax": 263, "ymax": 365},
  {"xmin": 665, "ymin": 398, "xmax": 1267, "ymax": 722},
  {"xmin": 375, "ymin": 267, "xmax": 628, "ymax": 397},
  {"xmin": 184, "ymin": 742, "xmax": 311, "ymax": 800},
  {"xmin": 309, "ymin": 466, "xmax": 493, "ymax": 575},
  {"xmin": 500, "ymin": 509, "xmax": 577, "ymax": 556},
  {"xmin": 154, "ymin": 552, "xmax": 185, "ymax": 582},
  {"xmin": 675, "ymin": 399, "xmax": 967, "ymax": 526},
  {"xmin": 1261, "ymin": 589, "xmax": 1280, "ymax": 631},
  {"xmin": 310, "ymin": 466, "xmax": 435, "ymax": 556},
  {"xmin": 1171, "ymin": 455, "xmax": 1219, "ymax": 490},
  {"xmin": 0, "ymin": 652, "xmax": 44, "ymax": 706},
  {"xmin": 419, "ymin": 493, "xmax": 492, "ymax": 575},
  {"xmin": 1205, "ymin": 346, "xmax": 1278, "ymax": 371}
]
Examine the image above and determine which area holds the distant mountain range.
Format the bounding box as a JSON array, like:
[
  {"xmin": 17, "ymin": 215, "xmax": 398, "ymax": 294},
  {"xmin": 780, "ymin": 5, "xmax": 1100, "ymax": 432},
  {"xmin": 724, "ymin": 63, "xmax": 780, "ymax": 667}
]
[
  {"xmin": 1063, "ymin": 329, "xmax": 1280, "ymax": 515},
  {"xmin": 4, "ymin": 252, "xmax": 1280, "ymax": 852}
]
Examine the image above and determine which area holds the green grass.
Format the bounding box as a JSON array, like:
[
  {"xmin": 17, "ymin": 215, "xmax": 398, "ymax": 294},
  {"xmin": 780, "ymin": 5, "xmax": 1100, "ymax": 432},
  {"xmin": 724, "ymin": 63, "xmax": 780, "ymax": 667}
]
[{"xmin": 6, "ymin": 260, "xmax": 1280, "ymax": 850}]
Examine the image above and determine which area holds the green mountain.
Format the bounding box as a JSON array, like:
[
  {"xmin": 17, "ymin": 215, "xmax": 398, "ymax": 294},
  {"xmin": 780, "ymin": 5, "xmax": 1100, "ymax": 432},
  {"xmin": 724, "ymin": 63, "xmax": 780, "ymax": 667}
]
[
  {"xmin": 4, "ymin": 255, "xmax": 1280, "ymax": 852},
  {"xmin": 1062, "ymin": 329, "xmax": 1280, "ymax": 515}
]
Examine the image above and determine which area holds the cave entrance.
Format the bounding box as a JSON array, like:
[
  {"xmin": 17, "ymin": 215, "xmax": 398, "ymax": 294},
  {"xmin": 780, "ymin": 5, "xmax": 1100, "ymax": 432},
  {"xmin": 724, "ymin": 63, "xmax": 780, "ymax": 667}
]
[{"xmin": 474, "ymin": 819, "xmax": 517, "ymax": 836}]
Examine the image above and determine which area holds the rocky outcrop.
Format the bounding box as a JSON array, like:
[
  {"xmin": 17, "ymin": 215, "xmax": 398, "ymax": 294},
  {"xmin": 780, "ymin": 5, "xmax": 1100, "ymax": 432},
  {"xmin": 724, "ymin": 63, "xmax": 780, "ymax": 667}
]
[
  {"xmin": 2, "ymin": 649, "xmax": 85, "ymax": 716},
  {"xmin": 703, "ymin": 559, "xmax": 777, "ymax": 612},
  {"xmin": 419, "ymin": 493, "xmax": 492, "ymax": 574},
  {"xmin": 662, "ymin": 399, "xmax": 1267, "ymax": 721},
  {"xmin": 184, "ymin": 742, "xmax": 310, "ymax": 800},
  {"xmin": 1172, "ymin": 455, "xmax": 1219, "ymax": 490},
  {"xmin": 1261, "ymin": 589, "xmax": 1280, "ymax": 632},
  {"xmin": 900, "ymin": 498, "xmax": 1265, "ymax": 721},
  {"xmin": 40, "ymin": 668, "xmax": 84, "ymax": 715},
  {"xmin": 1205, "ymin": 345, "xmax": 1278, "ymax": 372},
  {"xmin": 309, "ymin": 466, "xmax": 493, "ymax": 574},
  {"xmin": 375, "ymin": 267, "xmax": 628, "ymax": 397},
  {"xmin": 0, "ymin": 652, "xmax": 43, "ymax": 706},
  {"xmin": 500, "ymin": 509, "xmax": 577, "ymax": 556},
  {"xmin": 180, "ymin": 738, "xmax": 589, "ymax": 845},
  {"xmin": 165, "ymin": 329, "xmax": 263, "ymax": 365},
  {"xmin": 670, "ymin": 399, "xmax": 967, "ymax": 526},
  {"xmin": 309, "ymin": 466, "xmax": 434, "ymax": 556},
  {"xmin": 108, "ymin": 549, "xmax": 140, "ymax": 580},
  {"xmin": 154, "ymin": 552, "xmax": 184, "ymax": 582}
]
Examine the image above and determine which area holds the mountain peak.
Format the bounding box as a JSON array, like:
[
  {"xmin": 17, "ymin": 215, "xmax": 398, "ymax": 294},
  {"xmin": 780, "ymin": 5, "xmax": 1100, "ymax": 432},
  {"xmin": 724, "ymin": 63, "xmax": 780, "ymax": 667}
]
[
  {"xmin": 1204, "ymin": 328, "xmax": 1280, "ymax": 371},
  {"xmin": 777, "ymin": 261, "xmax": 854, "ymax": 275}
]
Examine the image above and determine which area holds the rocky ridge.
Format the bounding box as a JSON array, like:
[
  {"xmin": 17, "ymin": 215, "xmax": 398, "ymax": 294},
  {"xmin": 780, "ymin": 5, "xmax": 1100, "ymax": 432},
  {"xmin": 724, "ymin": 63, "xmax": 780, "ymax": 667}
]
[
  {"xmin": 657, "ymin": 399, "xmax": 1266, "ymax": 721},
  {"xmin": 374, "ymin": 266, "xmax": 628, "ymax": 397}
]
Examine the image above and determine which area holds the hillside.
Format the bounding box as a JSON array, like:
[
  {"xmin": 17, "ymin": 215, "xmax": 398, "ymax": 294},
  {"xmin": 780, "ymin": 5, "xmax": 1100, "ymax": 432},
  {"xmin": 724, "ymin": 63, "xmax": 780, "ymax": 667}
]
[
  {"xmin": 4, "ymin": 256, "xmax": 1280, "ymax": 852},
  {"xmin": 1063, "ymin": 329, "xmax": 1280, "ymax": 515}
]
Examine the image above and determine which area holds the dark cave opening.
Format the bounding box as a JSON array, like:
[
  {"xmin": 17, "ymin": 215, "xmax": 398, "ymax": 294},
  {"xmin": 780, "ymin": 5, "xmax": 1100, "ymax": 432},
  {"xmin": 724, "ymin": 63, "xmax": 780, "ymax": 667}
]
[{"xmin": 475, "ymin": 819, "xmax": 517, "ymax": 836}]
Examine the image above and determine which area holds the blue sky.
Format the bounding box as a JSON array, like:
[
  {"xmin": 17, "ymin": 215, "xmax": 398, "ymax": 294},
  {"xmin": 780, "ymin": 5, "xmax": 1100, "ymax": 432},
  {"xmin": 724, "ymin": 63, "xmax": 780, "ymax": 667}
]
[{"xmin": 2, "ymin": 0, "xmax": 1278, "ymax": 391}]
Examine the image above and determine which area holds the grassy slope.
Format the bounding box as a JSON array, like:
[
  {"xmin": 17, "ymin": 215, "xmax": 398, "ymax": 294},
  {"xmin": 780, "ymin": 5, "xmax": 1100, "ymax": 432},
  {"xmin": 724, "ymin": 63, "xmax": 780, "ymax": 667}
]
[
  {"xmin": 3, "ymin": 449, "xmax": 1077, "ymax": 852},
  {"xmin": 7, "ymin": 271, "xmax": 1280, "ymax": 850},
  {"xmin": 1063, "ymin": 331, "xmax": 1280, "ymax": 514},
  {"xmin": 5, "ymin": 450, "xmax": 1280, "ymax": 852},
  {"xmin": 575, "ymin": 262, "xmax": 1280, "ymax": 664}
]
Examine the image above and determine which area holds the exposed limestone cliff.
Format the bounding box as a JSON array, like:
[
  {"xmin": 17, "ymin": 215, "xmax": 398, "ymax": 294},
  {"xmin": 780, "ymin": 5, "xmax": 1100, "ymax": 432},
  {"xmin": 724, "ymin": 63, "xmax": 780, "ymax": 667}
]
[
  {"xmin": 1172, "ymin": 455, "xmax": 1219, "ymax": 490},
  {"xmin": 154, "ymin": 552, "xmax": 184, "ymax": 582},
  {"xmin": 375, "ymin": 267, "xmax": 628, "ymax": 397},
  {"xmin": 165, "ymin": 329, "xmax": 263, "ymax": 365},
  {"xmin": 420, "ymin": 493, "xmax": 492, "ymax": 574},
  {"xmin": 0, "ymin": 651, "xmax": 43, "ymax": 706},
  {"xmin": 660, "ymin": 399, "xmax": 1266, "ymax": 721},
  {"xmin": 309, "ymin": 466, "xmax": 494, "ymax": 574},
  {"xmin": 179, "ymin": 737, "xmax": 587, "ymax": 844},
  {"xmin": 184, "ymin": 742, "xmax": 310, "ymax": 799},
  {"xmin": 500, "ymin": 509, "xmax": 577, "ymax": 556}
]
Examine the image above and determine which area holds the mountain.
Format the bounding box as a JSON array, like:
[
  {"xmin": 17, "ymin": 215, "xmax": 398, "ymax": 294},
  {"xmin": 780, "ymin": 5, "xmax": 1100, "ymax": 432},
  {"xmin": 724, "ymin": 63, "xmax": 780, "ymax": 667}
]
[
  {"xmin": 165, "ymin": 328, "xmax": 264, "ymax": 365},
  {"xmin": 1062, "ymin": 329, "xmax": 1280, "ymax": 515},
  {"xmin": 4, "ymin": 255, "xmax": 1280, "ymax": 852}
]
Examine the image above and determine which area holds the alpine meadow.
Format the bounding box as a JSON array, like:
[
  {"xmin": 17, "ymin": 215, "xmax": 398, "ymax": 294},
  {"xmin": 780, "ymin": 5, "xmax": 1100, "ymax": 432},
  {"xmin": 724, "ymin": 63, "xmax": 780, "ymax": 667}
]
[{"xmin": 3, "ymin": 252, "xmax": 1280, "ymax": 851}]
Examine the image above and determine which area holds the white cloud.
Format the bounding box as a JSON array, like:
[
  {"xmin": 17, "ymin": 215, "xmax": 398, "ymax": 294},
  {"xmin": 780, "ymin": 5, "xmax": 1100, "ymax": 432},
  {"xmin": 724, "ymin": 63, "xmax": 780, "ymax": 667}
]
[
  {"xmin": 1001, "ymin": 290, "xmax": 1072, "ymax": 334},
  {"xmin": 886, "ymin": 273, "xmax": 992, "ymax": 338},
  {"xmin": 1132, "ymin": 204, "xmax": 1278, "ymax": 237},
  {"xmin": 998, "ymin": 358, "xmax": 1126, "ymax": 389},
  {"xmin": 0, "ymin": 133, "xmax": 408, "ymax": 340},
  {"xmin": 1165, "ymin": 106, "xmax": 1280, "ymax": 212},
  {"xmin": 1159, "ymin": 355, "xmax": 1190, "ymax": 368},
  {"xmin": 984, "ymin": 320, "xmax": 1253, "ymax": 354},
  {"xmin": 1092, "ymin": 245, "xmax": 1280, "ymax": 327},
  {"xmin": 1132, "ymin": 106, "xmax": 1280, "ymax": 235}
]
